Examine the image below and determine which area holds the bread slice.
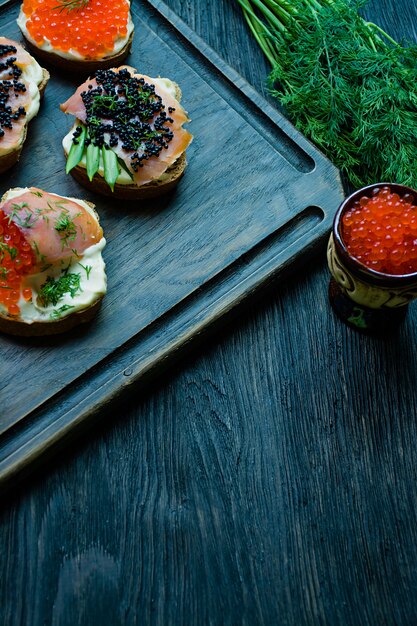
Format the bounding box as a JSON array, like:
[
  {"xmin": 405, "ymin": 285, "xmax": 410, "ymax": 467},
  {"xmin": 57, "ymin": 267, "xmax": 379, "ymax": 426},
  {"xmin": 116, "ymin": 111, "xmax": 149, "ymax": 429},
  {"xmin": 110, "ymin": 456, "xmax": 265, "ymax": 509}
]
[
  {"xmin": 69, "ymin": 152, "xmax": 187, "ymax": 200},
  {"xmin": 0, "ymin": 67, "xmax": 49, "ymax": 174},
  {"xmin": 21, "ymin": 29, "xmax": 134, "ymax": 74},
  {"xmin": 0, "ymin": 297, "xmax": 103, "ymax": 337},
  {"xmin": 0, "ymin": 195, "xmax": 106, "ymax": 337}
]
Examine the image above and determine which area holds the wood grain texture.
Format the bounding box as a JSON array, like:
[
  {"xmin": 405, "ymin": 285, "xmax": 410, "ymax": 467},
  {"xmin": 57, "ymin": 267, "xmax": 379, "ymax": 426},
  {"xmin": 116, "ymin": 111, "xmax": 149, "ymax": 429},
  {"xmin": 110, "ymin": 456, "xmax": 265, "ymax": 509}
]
[{"xmin": 2, "ymin": 0, "xmax": 417, "ymax": 625}]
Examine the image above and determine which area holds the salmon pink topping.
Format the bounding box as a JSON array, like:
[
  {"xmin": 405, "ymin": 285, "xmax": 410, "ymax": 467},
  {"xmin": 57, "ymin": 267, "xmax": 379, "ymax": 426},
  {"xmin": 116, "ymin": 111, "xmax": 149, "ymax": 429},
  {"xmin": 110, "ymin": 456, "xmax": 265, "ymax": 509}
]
[
  {"xmin": 22, "ymin": 0, "xmax": 130, "ymax": 59},
  {"xmin": 342, "ymin": 186, "xmax": 417, "ymax": 275},
  {"xmin": 0, "ymin": 209, "xmax": 36, "ymax": 316},
  {"xmin": 1, "ymin": 188, "xmax": 103, "ymax": 266}
]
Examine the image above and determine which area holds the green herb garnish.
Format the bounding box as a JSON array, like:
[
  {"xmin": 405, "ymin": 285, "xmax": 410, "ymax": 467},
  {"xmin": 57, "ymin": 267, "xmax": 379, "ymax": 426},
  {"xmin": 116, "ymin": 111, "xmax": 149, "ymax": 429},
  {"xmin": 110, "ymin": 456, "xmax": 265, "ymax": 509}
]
[
  {"xmin": 32, "ymin": 240, "xmax": 41, "ymax": 258},
  {"xmin": 86, "ymin": 142, "xmax": 100, "ymax": 182},
  {"xmin": 117, "ymin": 156, "xmax": 134, "ymax": 180},
  {"xmin": 39, "ymin": 273, "xmax": 82, "ymax": 307},
  {"xmin": 236, "ymin": 0, "xmax": 417, "ymax": 188},
  {"xmin": 102, "ymin": 146, "xmax": 120, "ymax": 192},
  {"xmin": 8, "ymin": 203, "xmax": 39, "ymax": 229},
  {"xmin": 66, "ymin": 125, "xmax": 86, "ymax": 174},
  {"xmin": 50, "ymin": 304, "xmax": 75, "ymax": 320},
  {"xmin": 53, "ymin": 0, "xmax": 89, "ymax": 13},
  {"xmin": 0, "ymin": 242, "xmax": 17, "ymax": 262},
  {"xmin": 54, "ymin": 212, "xmax": 80, "ymax": 249},
  {"xmin": 79, "ymin": 263, "xmax": 92, "ymax": 279}
]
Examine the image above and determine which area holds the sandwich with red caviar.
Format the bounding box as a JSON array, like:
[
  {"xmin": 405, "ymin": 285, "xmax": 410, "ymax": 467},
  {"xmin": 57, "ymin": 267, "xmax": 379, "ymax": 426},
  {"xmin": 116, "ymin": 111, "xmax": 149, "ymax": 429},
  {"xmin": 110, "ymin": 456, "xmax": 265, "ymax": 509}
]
[
  {"xmin": 0, "ymin": 37, "xmax": 48, "ymax": 173},
  {"xmin": 0, "ymin": 187, "xmax": 106, "ymax": 336},
  {"xmin": 17, "ymin": 0, "xmax": 134, "ymax": 73},
  {"xmin": 60, "ymin": 66, "xmax": 193, "ymax": 199}
]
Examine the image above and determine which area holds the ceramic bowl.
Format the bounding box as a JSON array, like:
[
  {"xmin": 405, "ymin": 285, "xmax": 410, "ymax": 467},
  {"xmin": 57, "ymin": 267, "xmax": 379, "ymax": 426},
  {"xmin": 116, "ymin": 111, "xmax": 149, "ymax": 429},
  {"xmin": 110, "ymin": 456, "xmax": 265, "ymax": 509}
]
[{"xmin": 327, "ymin": 182, "xmax": 417, "ymax": 331}]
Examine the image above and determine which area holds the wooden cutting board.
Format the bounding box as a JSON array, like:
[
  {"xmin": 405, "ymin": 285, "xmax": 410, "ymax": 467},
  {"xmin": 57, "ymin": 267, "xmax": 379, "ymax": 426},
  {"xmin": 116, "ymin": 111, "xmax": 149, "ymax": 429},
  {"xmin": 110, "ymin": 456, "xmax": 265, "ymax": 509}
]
[{"xmin": 0, "ymin": 0, "xmax": 344, "ymax": 487}]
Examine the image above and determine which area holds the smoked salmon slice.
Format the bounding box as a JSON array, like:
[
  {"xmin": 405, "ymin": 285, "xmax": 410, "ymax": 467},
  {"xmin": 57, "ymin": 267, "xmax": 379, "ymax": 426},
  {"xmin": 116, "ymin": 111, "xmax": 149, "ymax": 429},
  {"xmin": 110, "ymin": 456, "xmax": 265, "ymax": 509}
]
[{"xmin": 1, "ymin": 188, "xmax": 103, "ymax": 268}]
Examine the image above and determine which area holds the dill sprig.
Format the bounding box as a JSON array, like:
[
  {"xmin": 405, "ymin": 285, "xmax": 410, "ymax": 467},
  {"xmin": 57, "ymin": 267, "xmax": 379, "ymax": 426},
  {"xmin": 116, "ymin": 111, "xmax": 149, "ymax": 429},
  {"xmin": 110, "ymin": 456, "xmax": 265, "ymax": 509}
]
[
  {"xmin": 54, "ymin": 210, "xmax": 81, "ymax": 249},
  {"xmin": 39, "ymin": 273, "xmax": 81, "ymax": 307},
  {"xmin": 50, "ymin": 304, "xmax": 75, "ymax": 320},
  {"xmin": 0, "ymin": 242, "xmax": 17, "ymax": 263},
  {"xmin": 236, "ymin": 0, "xmax": 417, "ymax": 189},
  {"xmin": 53, "ymin": 0, "xmax": 89, "ymax": 13}
]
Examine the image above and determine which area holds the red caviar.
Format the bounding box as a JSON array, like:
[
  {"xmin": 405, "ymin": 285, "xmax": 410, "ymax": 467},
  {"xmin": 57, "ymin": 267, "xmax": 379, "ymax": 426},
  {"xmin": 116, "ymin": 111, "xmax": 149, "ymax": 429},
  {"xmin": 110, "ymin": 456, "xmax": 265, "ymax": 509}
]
[
  {"xmin": 22, "ymin": 0, "xmax": 130, "ymax": 59},
  {"xmin": 0, "ymin": 209, "xmax": 35, "ymax": 316},
  {"xmin": 342, "ymin": 186, "xmax": 417, "ymax": 275}
]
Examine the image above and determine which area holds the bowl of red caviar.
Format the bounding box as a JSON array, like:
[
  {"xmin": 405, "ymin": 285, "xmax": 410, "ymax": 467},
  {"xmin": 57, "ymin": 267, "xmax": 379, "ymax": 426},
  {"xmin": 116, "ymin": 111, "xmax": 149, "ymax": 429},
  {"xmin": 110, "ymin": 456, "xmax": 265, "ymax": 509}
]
[{"xmin": 327, "ymin": 183, "xmax": 417, "ymax": 332}]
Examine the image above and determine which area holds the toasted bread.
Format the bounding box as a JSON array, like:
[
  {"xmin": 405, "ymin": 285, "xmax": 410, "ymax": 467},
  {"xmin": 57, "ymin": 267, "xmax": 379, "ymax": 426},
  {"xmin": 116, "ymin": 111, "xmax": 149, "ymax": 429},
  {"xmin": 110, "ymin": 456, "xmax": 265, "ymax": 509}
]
[
  {"xmin": 0, "ymin": 191, "xmax": 106, "ymax": 336},
  {"xmin": 0, "ymin": 297, "xmax": 103, "ymax": 336},
  {"xmin": 20, "ymin": 30, "xmax": 134, "ymax": 74},
  {"xmin": 68, "ymin": 152, "xmax": 187, "ymax": 200}
]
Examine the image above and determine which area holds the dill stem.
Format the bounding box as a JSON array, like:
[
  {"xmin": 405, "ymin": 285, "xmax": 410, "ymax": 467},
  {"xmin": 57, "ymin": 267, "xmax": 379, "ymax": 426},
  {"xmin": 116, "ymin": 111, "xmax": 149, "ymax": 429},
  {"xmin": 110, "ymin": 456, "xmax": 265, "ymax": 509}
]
[
  {"xmin": 302, "ymin": 0, "xmax": 328, "ymax": 12},
  {"xmin": 237, "ymin": 0, "xmax": 396, "ymax": 64},
  {"xmin": 366, "ymin": 21, "xmax": 398, "ymax": 47},
  {"xmin": 243, "ymin": 7, "xmax": 278, "ymax": 65},
  {"xmin": 260, "ymin": 0, "xmax": 293, "ymax": 28},
  {"xmin": 236, "ymin": 0, "xmax": 280, "ymax": 64},
  {"xmin": 250, "ymin": 0, "xmax": 287, "ymax": 33},
  {"xmin": 235, "ymin": 0, "xmax": 276, "ymax": 40}
]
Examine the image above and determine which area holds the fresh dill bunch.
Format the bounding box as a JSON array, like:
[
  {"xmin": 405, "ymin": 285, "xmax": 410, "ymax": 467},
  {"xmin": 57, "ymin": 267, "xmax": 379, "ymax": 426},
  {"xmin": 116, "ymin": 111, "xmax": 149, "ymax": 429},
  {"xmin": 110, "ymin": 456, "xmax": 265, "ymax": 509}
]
[{"xmin": 237, "ymin": 0, "xmax": 417, "ymax": 189}]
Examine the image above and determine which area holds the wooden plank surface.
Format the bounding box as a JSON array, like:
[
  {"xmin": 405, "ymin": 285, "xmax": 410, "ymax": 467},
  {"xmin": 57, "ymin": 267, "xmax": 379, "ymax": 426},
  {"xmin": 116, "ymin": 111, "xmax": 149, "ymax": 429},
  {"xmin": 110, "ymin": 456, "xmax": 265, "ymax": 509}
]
[
  {"xmin": 2, "ymin": 0, "xmax": 417, "ymax": 625},
  {"xmin": 0, "ymin": 0, "xmax": 343, "ymax": 483}
]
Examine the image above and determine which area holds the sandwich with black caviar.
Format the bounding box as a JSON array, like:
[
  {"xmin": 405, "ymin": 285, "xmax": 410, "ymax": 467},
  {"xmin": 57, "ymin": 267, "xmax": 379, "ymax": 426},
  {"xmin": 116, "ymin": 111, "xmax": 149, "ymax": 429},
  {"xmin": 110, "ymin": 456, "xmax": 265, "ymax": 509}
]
[
  {"xmin": 0, "ymin": 37, "xmax": 48, "ymax": 173},
  {"xmin": 17, "ymin": 0, "xmax": 134, "ymax": 73},
  {"xmin": 60, "ymin": 66, "xmax": 193, "ymax": 199},
  {"xmin": 0, "ymin": 187, "xmax": 106, "ymax": 336}
]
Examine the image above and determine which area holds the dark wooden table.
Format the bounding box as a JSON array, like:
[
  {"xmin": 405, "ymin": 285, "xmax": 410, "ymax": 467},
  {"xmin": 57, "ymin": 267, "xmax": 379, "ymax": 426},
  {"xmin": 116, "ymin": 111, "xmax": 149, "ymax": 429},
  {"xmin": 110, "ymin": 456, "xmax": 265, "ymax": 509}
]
[{"xmin": 2, "ymin": 1, "xmax": 417, "ymax": 624}]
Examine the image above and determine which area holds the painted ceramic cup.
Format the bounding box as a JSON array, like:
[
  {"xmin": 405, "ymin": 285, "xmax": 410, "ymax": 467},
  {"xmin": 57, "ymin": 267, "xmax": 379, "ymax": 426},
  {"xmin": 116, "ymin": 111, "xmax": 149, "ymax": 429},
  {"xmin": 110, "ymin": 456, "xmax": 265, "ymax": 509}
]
[{"xmin": 327, "ymin": 182, "xmax": 417, "ymax": 332}]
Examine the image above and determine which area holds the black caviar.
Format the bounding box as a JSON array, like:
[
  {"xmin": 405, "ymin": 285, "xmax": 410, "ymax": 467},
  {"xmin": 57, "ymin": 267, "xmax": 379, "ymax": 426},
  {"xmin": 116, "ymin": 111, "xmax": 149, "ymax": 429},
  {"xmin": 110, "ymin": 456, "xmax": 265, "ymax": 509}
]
[
  {"xmin": 74, "ymin": 68, "xmax": 174, "ymax": 171},
  {"xmin": 0, "ymin": 44, "xmax": 27, "ymax": 137}
]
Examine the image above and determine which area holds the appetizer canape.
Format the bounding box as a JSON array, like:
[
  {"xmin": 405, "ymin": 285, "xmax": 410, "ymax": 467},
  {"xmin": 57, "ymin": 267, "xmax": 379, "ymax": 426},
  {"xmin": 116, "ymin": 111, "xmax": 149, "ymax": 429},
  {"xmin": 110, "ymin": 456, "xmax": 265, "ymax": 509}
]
[
  {"xmin": 17, "ymin": 0, "xmax": 134, "ymax": 73},
  {"xmin": 0, "ymin": 37, "xmax": 48, "ymax": 173},
  {"xmin": 0, "ymin": 187, "xmax": 106, "ymax": 336},
  {"xmin": 60, "ymin": 66, "xmax": 193, "ymax": 199}
]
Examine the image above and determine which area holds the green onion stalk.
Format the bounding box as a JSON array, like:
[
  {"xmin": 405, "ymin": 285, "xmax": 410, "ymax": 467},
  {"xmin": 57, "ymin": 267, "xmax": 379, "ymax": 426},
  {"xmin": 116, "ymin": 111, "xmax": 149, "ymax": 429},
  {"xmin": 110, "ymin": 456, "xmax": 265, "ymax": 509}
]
[
  {"xmin": 235, "ymin": 0, "xmax": 417, "ymax": 189},
  {"xmin": 66, "ymin": 124, "xmax": 134, "ymax": 192}
]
